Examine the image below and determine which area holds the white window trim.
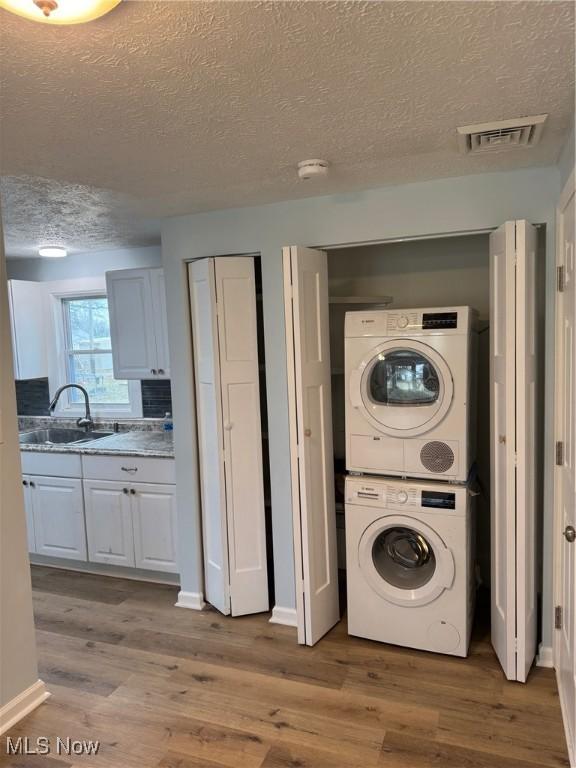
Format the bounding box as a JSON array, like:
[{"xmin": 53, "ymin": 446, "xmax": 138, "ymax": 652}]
[{"xmin": 47, "ymin": 280, "xmax": 142, "ymax": 419}]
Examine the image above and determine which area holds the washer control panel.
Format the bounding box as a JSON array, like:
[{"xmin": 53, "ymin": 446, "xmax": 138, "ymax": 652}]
[{"xmin": 346, "ymin": 477, "xmax": 462, "ymax": 513}]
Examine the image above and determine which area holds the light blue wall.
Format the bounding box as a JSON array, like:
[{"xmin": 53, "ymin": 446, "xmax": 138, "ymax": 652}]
[
  {"xmin": 558, "ymin": 121, "xmax": 575, "ymax": 191},
  {"xmin": 6, "ymin": 245, "xmax": 161, "ymax": 282},
  {"xmin": 161, "ymin": 166, "xmax": 559, "ymax": 644}
]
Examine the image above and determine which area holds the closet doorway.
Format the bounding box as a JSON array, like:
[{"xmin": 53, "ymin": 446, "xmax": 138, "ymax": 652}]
[
  {"xmin": 188, "ymin": 255, "xmax": 273, "ymax": 616},
  {"xmin": 283, "ymin": 222, "xmax": 546, "ymax": 683}
]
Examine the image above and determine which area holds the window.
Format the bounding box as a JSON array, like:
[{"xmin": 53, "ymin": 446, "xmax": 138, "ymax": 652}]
[{"xmin": 55, "ymin": 294, "xmax": 142, "ymax": 417}]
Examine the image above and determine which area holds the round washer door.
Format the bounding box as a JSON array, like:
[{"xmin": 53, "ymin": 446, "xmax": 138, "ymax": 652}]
[
  {"xmin": 357, "ymin": 515, "xmax": 454, "ymax": 607},
  {"xmin": 354, "ymin": 340, "xmax": 454, "ymax": 437}
]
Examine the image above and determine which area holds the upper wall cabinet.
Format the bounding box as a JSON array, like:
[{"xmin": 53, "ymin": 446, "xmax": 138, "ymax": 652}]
[
  {"xmin": 106, "ymin": 268, "xmax": 170, "ymax": 380},
  {"xmin": 8, "ymin": 280, "xmax": 48, "ymax": 381}
]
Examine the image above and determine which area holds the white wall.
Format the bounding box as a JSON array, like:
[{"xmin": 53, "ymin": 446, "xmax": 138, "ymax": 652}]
[
  {"xmin": 161, "ymin": 166, "xmax": 559, "ymax": 643},
  {"xmin": 6, "ymin": 245, "xmax": 161, "ymax": 282},
  {"xmin": 0, "ymin": 212, "xmax": 44, "ymax": 716}
]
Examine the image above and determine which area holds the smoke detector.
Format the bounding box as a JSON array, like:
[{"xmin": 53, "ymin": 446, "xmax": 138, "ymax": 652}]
[
  {"xmin": 297, "ymin": 159, "xmax": 329, "ymax": 180},
  {"xmin": 457, "ymin": 114, "xmax": 548, "ymax": 155}
]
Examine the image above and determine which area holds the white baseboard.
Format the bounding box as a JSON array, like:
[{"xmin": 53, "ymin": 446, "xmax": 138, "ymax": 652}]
[
  {"xmin": 269, "ymin": 605, "xmax": 298, "ymax": 627},
  {"xmin": 175, "ymin": 590, "xmax": 205, "ymax": 611},
  {"xmin": 536, "ymin": 644, "xmax": 554, "ymax": 668},
  {"xmin": 0, "ymin": 679, "xmax": 50, "ymax": 736}
]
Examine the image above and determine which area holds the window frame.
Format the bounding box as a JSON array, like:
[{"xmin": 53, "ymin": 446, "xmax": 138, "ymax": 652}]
[{"xmin": 50, "ymin": 288, "xmax": 142, "ymax": 419}]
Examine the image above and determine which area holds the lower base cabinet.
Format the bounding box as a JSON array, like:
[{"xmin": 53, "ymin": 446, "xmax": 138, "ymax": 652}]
[
  {"xmin": 83, "ymin": 480, "xmax": 135, "ymax": 567},
  {"xmin": 83, "ymin": 479, "xmax": 178, "ymax": 574},
  {"xmin": 23, "ymin": 475, "xmax": 87, "ymax": 560}
]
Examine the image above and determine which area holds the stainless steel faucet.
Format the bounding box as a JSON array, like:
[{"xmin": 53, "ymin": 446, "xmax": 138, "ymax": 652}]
[{"xmin": 49, "ymin": 384, "xmax": 94, "ymax": 431}]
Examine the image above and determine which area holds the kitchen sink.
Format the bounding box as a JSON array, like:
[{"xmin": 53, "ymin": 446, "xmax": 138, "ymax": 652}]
[{"xmin": 19, "ymin": 428, "xmax": 113, "ymax": 446}]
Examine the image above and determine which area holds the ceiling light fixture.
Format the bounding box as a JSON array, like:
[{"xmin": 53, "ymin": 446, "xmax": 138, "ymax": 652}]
[
  {"xmin": 0, "ymin": 0, "xmax": 121, "ymax": 24},
  {"xmin": 39, "ymin": 246, "xmax": 67, "ymax": 258}
]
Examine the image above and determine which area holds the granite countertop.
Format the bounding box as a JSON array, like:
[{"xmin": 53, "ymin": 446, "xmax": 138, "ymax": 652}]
[{"xmin": 19, "ymin": 425, "xmax": 174, "ymax": 459}]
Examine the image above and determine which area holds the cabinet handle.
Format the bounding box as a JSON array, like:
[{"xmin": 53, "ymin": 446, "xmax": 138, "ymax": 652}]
[
  {"xmin": 130, "ymin": 488, "xmax": 136, "ymax": 495},
  {"xmin": 29, "ymin": 481, "xmax": 35, "ymax": 488},
  {"xmin": 158, "ymin": 368, "xmax": 165, "ymax": 375},
  {"xmin": 22, "ymin": 480, "xmax": 29, "ymax": 487},
  {"xmin": 123, "ymin": 488, "xmax": 129, "ymax": 494},
  {"xmin": 121, "ymin": 466, "xmax": 138, "ymax": 473},
  {"xmin": 151, "ymin": 369, "xmax": 157, "ymax": 375}
]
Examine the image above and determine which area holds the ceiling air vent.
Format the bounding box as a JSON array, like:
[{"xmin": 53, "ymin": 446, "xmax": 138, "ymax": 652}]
[{"xmin": 457, "ymin": 114, "xmax": 548, "ymax": 155}]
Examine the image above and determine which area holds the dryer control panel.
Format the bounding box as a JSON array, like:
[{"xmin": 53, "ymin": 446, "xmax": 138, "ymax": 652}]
[{"xmin": 345, "ymin": 306, "xmax": 477, "ymax": 338}]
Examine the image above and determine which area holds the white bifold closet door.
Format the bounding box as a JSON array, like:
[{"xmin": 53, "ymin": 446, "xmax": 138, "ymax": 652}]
[
  {"xmin": 188, "ymin": 256, "xmax": 268, "ymax": 617},
  {"xmin": 283, "ymin": 246, "xmax": 340, "ymax": 645},
  {"xmin": 490, "ymin": 219, "xmax": 538, "ymax": 682}
]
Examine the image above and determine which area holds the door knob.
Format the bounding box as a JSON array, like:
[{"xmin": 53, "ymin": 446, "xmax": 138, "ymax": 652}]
[
  {"xmin": 564, "ymin": 525, "xmax": 576, "ymax": 543},
  {"xmin": 304, "ymin": 428, "xmax": 312, "ymax": 437},
  {"xmin": 223, "ymin": 421, "xmax": 233, "ymax": 431}
]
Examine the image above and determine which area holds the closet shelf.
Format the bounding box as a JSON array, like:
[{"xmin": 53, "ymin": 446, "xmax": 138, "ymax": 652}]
[{"xmin": 329, "ymin": 296, "xmax": 393, "ymax": 305}]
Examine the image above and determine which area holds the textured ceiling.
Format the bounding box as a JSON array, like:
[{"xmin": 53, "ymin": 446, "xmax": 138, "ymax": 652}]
[{"xmin": 0, "ymin": 0, "xmax": 574, "ymax": 257}]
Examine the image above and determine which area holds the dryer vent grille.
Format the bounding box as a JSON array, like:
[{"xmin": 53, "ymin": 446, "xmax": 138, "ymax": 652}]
[{"xmin": 420, "ymin": 442, "xmax": 455, "ymax": 473}]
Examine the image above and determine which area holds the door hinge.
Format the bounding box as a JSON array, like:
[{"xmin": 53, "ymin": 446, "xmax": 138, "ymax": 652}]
[
  {"xmin": 555, "ymin": 605, "xmax": 563, "ymax": 630},
  {"xmin": 556, "ymin": 441, "xmax": 564, "ymax": 467},
  {"xmin": 557, "ymin": 265, "xmax": 565, "ymax": 292}
]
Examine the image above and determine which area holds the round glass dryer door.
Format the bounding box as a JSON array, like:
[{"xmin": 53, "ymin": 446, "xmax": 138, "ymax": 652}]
[
  {"xmin": 357, "ymin": 340, "xmax": 454, "ymax": 437},
  {"xmin": 358, "ymin": 515, "xmax": 454, "ymax": 607}
]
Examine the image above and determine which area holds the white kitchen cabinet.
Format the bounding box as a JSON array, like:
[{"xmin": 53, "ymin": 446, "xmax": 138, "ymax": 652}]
[
  {"xmin": 30, "ymin": 476, "xmax": 86, "ymax": 560},
  {"xmin": 21, "ymin": 475, "xmax": 36, "ymax": 553},
  {"xmin": 132, "ymin": 483, "xmax": 178, "ymax": 573},
  {"xmin": 106, "ymin": 267, "xmax": 170, "ymax": 380},
  {"xmin": 83, "ymin": 480, "xmax": 135, "ymax": 567},
  {"xmin": 8, "ymin": 280, "xmax": 48, "ymax": 380}
]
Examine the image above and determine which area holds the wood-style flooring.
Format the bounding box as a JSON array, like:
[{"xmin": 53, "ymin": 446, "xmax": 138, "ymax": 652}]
[{"xmin": 0, "ymin": 566, "xmax": 569, "ymax": 768}]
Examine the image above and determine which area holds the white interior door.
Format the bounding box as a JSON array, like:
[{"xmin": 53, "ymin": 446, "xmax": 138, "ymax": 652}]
[
  {"xmin": 283, "ymin": 246, "xmax": 339, "ymax": 646},
  {"xmin": 555, "ymin": 171, "xmax": 575, "ymax": 767},
  {"xmin": 189, "ymin": 259, "xmax": 230, "ymax": 614},
  {"xmin": 490, "ymin": 220, "xmax": 538, "ymax": 682},
  {"xmin": 515, "ymin": 220, "xmax": 538, "ymax": 683},
  {"xmin": 214, "ymin": 257, "xmax": 268, "ymax": 616},
  {"xmin": 490, "ymin": 221, "xmax": 517, "ymax": 680}
]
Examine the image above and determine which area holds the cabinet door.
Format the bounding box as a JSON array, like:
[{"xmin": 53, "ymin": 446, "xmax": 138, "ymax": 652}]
[
  {"xmin": 131, "ymin": 483, "xmax": 178, "ymax": 573},
  {"xmin": 31, "ymin": 476, "xmax": 86, "ymax": 560},
  {"xmin": 106, "ymin": 269, "xmax": 158, "ymax": 379},
  {"xmin": 150, "ymin": 268, "xmax": 170, "ymax": 378},
  {"xmin": 84, "ymin": 480, "xmax": 134, "ymax": 567},
  {"xmin": 22, "ymin": 475, "xmax": 36, "ymax": 553},
  {"xmin": 9, "ymin": 280, "xmax": 48, "ymax": 380}
]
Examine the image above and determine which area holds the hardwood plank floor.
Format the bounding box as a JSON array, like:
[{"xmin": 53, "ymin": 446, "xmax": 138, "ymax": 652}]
[{"xmin": 0, "ymin": 567, "xmax": 569, "ymax": 768}]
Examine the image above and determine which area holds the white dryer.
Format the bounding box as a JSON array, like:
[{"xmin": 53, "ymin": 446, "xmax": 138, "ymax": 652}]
[
  {"xmin": 345, "ymin": 475, "xmax": 475, "ymax": 657},
  {"xmin": 345, "ymin": 306, "xmax": 478, "ymax": 481}
]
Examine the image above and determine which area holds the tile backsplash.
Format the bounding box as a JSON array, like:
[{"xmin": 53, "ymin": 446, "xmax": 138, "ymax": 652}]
[
  {"xmin": 141, "ymin": 379, "xmax": 173, "ymax": 418},
  {"xmin": 15, "ymin": 377, "xmax": 50, "ymax": 416},
  {"xmin": 16, "ymin": 377, "xmax": 172, "ymax": 419}
]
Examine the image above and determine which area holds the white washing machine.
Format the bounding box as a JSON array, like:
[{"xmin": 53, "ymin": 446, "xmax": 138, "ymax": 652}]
[
  {"xmin": 345, "ymin": 306, "xmax": 478, "ymax": 481},
  {"xmin": 345, "ymin": 475, "xmax": 475, "ymax": 657}
]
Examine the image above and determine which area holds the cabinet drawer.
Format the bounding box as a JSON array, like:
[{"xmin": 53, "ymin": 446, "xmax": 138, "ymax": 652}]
[
  {"xmin": 21, "ymin": 451, "xmax": 82, "ymax": 478},
  {"xmin": 82, "ymin": 455, "xmax": 176, "ymax": 484}
]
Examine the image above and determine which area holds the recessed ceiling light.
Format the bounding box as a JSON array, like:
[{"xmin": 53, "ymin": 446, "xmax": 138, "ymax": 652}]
[
  {"xmin": 39, "ymin": 246, "xmax": 67, "ymax": 258},
  {"xmin": 0, "ymin": 0, "xmax": 121, "ymax": 25}
]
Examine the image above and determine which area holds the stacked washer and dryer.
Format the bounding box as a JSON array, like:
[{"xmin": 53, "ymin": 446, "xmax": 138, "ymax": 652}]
[{"xmin": 344, "ymin": 306, "xmax": 478, "ymax": 657}]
